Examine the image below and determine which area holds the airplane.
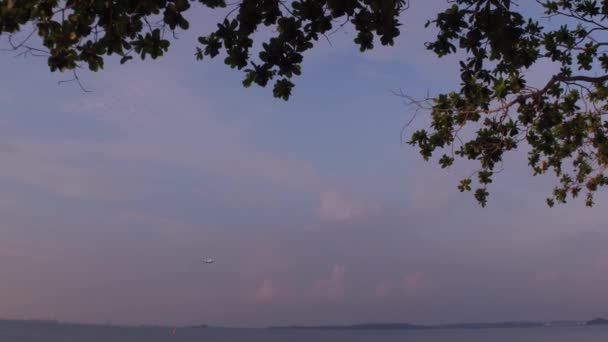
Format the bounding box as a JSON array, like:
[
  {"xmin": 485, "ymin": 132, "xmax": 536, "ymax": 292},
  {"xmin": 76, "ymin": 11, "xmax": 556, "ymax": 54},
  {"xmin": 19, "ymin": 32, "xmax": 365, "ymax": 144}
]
[{"xmin": 203, "ymin": 258, "xmax": 215, "ymax": 264}]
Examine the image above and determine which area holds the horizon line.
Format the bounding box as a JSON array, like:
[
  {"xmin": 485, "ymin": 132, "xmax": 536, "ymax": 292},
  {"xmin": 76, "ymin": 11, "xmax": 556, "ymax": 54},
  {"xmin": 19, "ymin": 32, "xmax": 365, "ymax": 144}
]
[{"xmin": 1, "ymin": 317, "xmax": 603, "ymax": 330}]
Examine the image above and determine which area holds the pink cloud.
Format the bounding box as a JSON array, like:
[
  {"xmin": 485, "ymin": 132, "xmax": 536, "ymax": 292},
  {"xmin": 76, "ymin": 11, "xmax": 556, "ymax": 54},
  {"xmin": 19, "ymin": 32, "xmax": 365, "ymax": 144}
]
[
  {"xmin": 531, "ymin": 270, "xmax": 560, "ymax": 285},
  {"xmin": 254, "ymin": 279, "xmax": 278, "ymax": 301},
  {"xmin": 596, "ymin": 255, "xmax": 608, "ymax": 273},
  {"xmin": 401, "ymin": 272, "xmax": 430, "ymax": 297},
  {"xmin": 0, "ymin": 195, "xmax": 18, "ymax": 211},
  {"xmin": 318, "ymin": 191, "xmax": 363, "ymax": 222},
  {"xmin": 0, "ymin": 247, "xmax": 19, "ymax": 258},
  {"xmin": 374, "ymin": 280, "xmax": 394, "ymax": 298},
  {"xmin": 592, "ymin": 255, "xmax": 608, "ymax": 285},
  {"xmin": 313, "ymin": 265, "xmax": 346, "ymax": 300}
]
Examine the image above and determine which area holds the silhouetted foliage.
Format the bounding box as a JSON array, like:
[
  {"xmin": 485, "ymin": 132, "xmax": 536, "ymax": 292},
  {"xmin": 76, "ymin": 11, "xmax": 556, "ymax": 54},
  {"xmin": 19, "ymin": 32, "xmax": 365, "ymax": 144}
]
[
  {"xmin": 406, "ymin": 0, "xmax": 608, "ymax": 207},
  {"xmin": 0, "ymin": 0, "xmax": 407, "ymax": 99},
  {"xmin": 3, "ymin": 0, "xmax": 608, "ymax": 207}
]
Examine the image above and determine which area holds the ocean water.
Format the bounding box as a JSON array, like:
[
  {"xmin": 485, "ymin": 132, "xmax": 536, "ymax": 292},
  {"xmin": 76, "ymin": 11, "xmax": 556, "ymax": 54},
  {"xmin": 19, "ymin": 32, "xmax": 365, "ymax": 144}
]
[{"xmin": 1, "ymin": 324, "xmax": 608, "ymax": 342}]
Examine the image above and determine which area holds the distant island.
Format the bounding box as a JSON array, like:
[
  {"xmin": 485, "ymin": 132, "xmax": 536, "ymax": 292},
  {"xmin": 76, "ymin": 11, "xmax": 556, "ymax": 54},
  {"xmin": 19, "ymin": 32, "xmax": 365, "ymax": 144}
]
[
  {"xmin": 586, "ymin": 318, "xmax": 608, "ymax": 326},
  {"xmin": 2, "ymin": 318, "xmax": 606, "ymax": 331},
  {"xmin": 269, "ymin": 321, "xmax": 546, "ymax": 331},
  {"xmin": 269, "ymin": 323, "xmax": 426, "ymax": 330},
  {"xmin": 0, "ymin": 319, "xmax": 209, "ymax": 330}
]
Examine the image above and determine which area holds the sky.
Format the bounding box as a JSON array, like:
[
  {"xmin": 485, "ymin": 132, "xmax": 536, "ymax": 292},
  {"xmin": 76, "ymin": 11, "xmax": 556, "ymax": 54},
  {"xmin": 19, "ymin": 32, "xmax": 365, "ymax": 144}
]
[{"xmin": 1, "ymin": 1, "xmax": 608, "ymax": 328}]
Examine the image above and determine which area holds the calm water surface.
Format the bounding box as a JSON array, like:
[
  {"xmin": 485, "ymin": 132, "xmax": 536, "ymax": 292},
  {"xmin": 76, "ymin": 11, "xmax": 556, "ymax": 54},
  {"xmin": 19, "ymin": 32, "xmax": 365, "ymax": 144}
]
[{"xmin": 2, "ymin": 324, "xmax": 608, "ymax": 342}]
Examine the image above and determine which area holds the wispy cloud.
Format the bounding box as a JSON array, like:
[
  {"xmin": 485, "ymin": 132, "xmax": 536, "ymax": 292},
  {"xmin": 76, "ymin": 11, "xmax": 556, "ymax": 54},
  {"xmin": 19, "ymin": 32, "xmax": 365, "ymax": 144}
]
[
  {"xmin": 313, "ymin": 265, "xmax": 347, "ymax": 300},
  {"xmin": 401, "ymin": 272, "xmax": 431, "ymax": 298},
  {"xmin": 254, "ymin": 279, "xmax": 280, "ymax": 301},
  {"xmin": 318, "ymin": 190, "xmax": 366, "ymax": 222},
  {"xmin": 374, "ymin": 280, "xmax": 394, "ymax": 298}
]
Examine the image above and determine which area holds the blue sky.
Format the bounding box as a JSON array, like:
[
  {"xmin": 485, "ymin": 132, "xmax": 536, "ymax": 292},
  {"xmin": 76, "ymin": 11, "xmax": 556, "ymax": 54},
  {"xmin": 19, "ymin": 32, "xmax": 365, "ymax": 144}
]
[{"xmin": 1, "ymin": 1, "xmax": 608, "ymax": 327}]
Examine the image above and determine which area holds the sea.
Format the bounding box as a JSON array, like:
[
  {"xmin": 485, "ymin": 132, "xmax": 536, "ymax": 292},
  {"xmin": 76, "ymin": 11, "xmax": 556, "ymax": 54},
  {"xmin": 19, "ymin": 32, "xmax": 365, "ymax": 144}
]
[{"xmin": 1, "ymin": 323, "xmax": 608, "ymax": 342}]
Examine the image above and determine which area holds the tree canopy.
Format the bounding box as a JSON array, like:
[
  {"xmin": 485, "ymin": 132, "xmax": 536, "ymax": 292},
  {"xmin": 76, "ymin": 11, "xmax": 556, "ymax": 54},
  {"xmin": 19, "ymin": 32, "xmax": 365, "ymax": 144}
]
[
  {"xmin": 0, "ymin": 0, "xmax": 406, "ymax": 99},
  {"xmin": 2, "ymin": 0, "xmax": 608, "ymax": 208},
  {"xmin": 410, "ymin": 0, "xmax": 608, "ymax": 207}
]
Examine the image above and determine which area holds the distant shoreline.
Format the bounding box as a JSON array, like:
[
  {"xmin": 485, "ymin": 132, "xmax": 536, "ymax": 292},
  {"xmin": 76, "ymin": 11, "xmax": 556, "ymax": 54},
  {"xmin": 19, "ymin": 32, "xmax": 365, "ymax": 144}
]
[
  {"xmin": 0, "ymin": 319, "xmax": 208, "ymax": 330},
  {"xmin": 2, "ymin": 317, "xmax": 606, "ymax": 331},
  {"xmin": 268, "ymin": 319, "xmax": 608, "ymax": 331},
  {"xmin": 268, "ymin": 322, "xmax": 543, "ymax": 331}
]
